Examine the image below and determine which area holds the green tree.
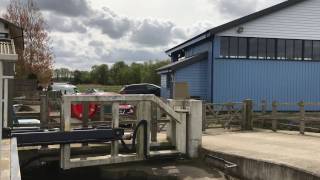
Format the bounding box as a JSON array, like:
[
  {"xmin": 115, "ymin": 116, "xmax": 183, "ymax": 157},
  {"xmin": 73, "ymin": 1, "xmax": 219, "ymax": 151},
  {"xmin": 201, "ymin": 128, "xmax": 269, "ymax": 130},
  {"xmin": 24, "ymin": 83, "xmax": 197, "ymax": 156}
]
[{"xmin": 90, "ymin": 64, "xmax": 109, "ymax": 85}]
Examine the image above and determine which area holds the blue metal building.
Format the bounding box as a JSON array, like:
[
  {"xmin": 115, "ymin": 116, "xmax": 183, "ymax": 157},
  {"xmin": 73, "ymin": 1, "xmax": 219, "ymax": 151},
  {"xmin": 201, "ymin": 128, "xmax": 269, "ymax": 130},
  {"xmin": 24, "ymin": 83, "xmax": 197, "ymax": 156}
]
[{"xmin": 158, "ymin": 0, "xmax": 320, "ymax": 107}]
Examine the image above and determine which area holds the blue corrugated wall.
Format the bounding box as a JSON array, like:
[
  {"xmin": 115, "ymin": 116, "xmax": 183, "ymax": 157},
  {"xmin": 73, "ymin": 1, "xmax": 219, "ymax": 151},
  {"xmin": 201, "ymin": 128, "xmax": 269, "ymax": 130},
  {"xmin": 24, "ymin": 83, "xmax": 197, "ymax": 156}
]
[
  {"xmin": 175, "ymin": 59, "xmax": 208, "ymax": 101},
  {"xmin": 213, "ymin": 59, "xmax": 320, "ymax": 110}
]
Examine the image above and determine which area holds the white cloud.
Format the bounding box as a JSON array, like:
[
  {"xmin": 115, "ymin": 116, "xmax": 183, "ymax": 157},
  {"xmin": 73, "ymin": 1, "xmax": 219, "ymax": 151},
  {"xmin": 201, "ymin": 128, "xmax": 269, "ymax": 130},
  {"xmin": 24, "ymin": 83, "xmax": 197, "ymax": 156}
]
[{"xmin": 0, "ymin": 0, "xmax": 286, "ymax": 70}]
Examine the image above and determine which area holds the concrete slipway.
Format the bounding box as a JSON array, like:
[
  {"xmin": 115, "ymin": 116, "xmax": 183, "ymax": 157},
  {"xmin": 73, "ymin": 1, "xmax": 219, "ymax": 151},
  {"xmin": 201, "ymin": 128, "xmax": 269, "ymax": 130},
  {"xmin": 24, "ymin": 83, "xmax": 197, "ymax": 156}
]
[{"xmin": 202, "ymin": 129, "xmax": 320, "ymax": 180}]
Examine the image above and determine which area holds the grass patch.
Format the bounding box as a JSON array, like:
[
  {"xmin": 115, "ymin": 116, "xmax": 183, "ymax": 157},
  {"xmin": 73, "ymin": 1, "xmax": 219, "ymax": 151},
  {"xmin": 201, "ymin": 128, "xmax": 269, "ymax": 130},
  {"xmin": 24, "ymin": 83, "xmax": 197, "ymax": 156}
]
[{"xmin": 76, "ymin": 84, "xmax": 122, "ymax": 93}]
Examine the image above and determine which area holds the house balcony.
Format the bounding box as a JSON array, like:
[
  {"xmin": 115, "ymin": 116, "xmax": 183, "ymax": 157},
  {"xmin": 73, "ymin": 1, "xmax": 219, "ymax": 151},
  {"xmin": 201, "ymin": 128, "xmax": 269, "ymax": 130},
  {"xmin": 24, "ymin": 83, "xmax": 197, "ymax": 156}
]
[{"xmin": 0, "ymin": 39, "xmax": 18, "ymax": 61}]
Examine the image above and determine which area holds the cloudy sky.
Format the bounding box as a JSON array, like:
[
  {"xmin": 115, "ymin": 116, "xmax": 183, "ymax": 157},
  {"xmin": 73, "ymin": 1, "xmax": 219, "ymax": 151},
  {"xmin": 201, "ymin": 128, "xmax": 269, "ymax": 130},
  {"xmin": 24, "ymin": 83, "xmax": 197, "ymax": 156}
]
[{"xmin": 0, "ymin": 0, "xmax": 285, "ymax": 70}]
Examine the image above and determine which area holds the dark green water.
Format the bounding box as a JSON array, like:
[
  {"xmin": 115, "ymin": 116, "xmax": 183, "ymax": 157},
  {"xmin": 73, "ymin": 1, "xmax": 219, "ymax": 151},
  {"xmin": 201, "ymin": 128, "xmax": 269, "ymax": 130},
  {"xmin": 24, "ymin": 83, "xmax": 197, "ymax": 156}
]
[{"xmin": 21, "ymin": 160, "xmax": 232, "ymax": 180}]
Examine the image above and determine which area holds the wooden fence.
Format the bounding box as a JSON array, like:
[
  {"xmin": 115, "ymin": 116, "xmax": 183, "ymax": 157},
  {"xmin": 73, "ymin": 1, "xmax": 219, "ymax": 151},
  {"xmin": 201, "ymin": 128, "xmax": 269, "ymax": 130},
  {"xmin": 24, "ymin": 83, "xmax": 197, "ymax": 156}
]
[
  {"xmin": 203, "ymin": 100, "xmax": 320, "ymax": 135},
  {"xmin": 203, "ymin": 99, "xmax": 253, "ymax": 131}
]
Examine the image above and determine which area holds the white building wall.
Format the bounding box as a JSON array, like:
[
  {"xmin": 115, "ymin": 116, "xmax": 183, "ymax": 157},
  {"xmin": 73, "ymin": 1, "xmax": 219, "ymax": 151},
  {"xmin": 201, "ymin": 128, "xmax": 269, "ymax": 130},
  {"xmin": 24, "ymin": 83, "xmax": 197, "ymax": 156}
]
[{"xmin": 217, "ymin": 0, "xmax": 320, "ymax": 40}]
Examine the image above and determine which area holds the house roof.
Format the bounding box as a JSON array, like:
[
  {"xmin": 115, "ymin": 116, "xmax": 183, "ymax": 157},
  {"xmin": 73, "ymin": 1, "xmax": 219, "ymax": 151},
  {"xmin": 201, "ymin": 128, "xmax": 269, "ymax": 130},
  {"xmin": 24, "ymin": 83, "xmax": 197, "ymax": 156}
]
[
  {"xmin": 165, "ymin": 0, "xmax": 307, "ymax": 55},
  {"xmin": 0, "ymin": 18, "xmax": 24, "ymax": 50},
  {"xmin": 157, "ymin": 52, "xmax": 208, "ymax": 73}
]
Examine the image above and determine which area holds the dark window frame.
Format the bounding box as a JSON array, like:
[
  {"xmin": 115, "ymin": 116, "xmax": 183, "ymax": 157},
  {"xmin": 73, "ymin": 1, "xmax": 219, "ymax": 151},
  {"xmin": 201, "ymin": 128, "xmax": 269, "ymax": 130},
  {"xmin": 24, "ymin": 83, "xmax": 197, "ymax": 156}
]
[{"xmin": 219, "ymin": 36, "xmax": 320, "ymax": 61}]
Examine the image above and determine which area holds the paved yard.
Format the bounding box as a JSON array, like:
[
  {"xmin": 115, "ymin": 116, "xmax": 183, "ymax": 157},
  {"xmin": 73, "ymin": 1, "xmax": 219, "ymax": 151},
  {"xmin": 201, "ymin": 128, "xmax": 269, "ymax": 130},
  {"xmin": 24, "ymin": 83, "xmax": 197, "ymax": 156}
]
[{"xmin": 202, "ymin": 129, "xmax": 320, "ymax": 176}]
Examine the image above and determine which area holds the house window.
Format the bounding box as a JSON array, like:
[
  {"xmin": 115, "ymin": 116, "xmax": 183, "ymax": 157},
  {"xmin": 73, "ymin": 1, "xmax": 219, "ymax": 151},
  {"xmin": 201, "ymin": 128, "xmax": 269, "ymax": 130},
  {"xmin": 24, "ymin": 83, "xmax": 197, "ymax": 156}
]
[
  {"xmin": 229, "ymin": 37, "xmax": 238, "ymax": 58},
  {"xmin": 277, "ymin": 39, "xmax": 286, "ymax": 60},
  {"xmin": 313, "ymin": 41, "xmax": 320, "ymax": 60},
  {"xmin": 166, "ymin": 74, "xmax": 172, "ymax": 89},
  {"xmin": 238, "ymin": 38, "xmax": 247, "ymax": 58},
  {"xmin": 266, "ymin": 39, "xmax": 276, "ymax": 59},
  {"xmin": 0, "ymin": 33, "xmax": 8, "ymax": 39},
  {"xmin": 258, "ymin": 38, "xmax": 267, "ymax": 59},
  {"xmin": 294, "ymin": 40, "xmax": 303, "ymax": 60},
  {"xmin": 304, "ymin": 40, "xmax": 312, "ymax": 60},
  {"xmin": 220, "ymin": 37, "xmax": 229, "ymax": 58},
  {"xmin": 249, "ymin": 38, "xmax": 258, "ymax": 59}
]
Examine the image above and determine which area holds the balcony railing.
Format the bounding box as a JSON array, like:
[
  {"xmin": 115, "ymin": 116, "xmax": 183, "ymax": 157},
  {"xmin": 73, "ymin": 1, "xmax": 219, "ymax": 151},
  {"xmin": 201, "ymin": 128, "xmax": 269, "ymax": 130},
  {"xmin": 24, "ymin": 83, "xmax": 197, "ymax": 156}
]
[{"xmin": 0, "ymin": 39, "xmax": 16, "ymax": 55}]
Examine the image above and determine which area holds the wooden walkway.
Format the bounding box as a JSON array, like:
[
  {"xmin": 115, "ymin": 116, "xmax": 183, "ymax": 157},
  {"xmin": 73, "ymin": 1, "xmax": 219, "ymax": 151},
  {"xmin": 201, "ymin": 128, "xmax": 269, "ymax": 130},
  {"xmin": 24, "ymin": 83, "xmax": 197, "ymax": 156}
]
[{"xmin": 0, "ymin": 138, "xmax": 21, "ymax": 180}]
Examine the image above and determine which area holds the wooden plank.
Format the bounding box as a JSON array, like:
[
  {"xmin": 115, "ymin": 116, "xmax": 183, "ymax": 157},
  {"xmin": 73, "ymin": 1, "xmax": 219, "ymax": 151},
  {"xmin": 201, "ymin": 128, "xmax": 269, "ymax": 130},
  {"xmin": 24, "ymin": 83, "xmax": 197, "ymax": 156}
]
[{"xmin": 1, "ymin": 139, "xmax": 11, "ymax": 180}]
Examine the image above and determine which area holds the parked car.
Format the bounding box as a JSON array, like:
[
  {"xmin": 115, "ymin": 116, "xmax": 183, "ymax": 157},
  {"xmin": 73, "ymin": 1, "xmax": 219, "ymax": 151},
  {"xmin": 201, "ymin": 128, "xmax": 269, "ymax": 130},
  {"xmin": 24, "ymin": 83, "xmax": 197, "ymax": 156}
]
[
  {"xmin": 119, "ymin": 83, "xmax": 161, "ymax": 97},
  {"xmin": 52, "ymin": 83, "xmax": 78, "ymax": 95}
]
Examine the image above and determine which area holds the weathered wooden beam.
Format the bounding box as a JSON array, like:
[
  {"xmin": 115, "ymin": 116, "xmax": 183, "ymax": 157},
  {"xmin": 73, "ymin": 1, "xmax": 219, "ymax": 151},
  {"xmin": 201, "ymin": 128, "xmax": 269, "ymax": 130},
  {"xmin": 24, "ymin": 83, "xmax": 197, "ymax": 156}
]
[
  {"xmin": 242, "ymin": 99, "xmax": 253, "ymax": 131},
  {"xmin": 111, "ymin": 102, "xmax": 119, "ymax": 157}
]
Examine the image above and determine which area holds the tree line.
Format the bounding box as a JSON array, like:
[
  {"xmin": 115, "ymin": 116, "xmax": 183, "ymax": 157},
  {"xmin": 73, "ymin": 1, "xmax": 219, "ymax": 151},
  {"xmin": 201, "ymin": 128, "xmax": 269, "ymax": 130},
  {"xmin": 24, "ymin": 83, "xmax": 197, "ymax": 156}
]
[{"xmin": 54, "ymin": 60, "xmax": 169, "ymax": 86}]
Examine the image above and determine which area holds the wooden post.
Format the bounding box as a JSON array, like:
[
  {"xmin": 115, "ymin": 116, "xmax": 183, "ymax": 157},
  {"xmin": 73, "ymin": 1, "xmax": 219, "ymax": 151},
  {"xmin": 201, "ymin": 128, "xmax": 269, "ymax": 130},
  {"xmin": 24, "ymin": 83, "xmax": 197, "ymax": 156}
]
[
  {"xmin": 82, "ymin": 102, "xmax": 89, "ymax": 148},
  {"xmin": 151, "ymin": 103, "xmax": 158, "ymax": 142},
  {"xmin": 299, "ymin": 101, "xmax": 305, "ymax": 135},
  {"xmin": 111, "ymin": 102, "xmax": 119, "ymax": 157},
  {"xmin": 99, "ymin": 104, "xmax": 104, "ymax": 122},
  {"xmin": 82, "ymin": 102, "xmax": 89, "ymax": 128},
  {"xmin": 136, "ymin": 101, "xmax": 151, "ymax": 159},
  {"xmin": 272, "ymin": 101, "xmax": 278, "ymax": 132},
  {"xmin": 261, "ymin": 100, "xmax": 267, "ymax": 128},
  {"xmin": 40, "ymin": 95, "xmax": 48, "ymax": 129},
  {"xmin": 60, "ymin": 98, "xmax": 71, "ymax": 169},
  {"xmin": 261, "ymin": 100, "xmax": 267, "ymax": 114},
  {"xmin": 242, "ymin": 99, "xmax": 253, "ymax": 131}
]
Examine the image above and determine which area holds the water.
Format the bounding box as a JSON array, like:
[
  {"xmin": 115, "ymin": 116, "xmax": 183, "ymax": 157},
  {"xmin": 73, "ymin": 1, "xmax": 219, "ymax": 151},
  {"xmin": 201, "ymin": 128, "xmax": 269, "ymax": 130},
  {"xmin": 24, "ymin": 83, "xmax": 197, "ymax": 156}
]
[{"xmin": 21, "ymin": 160, "xmax": 237, "ymax": 180}]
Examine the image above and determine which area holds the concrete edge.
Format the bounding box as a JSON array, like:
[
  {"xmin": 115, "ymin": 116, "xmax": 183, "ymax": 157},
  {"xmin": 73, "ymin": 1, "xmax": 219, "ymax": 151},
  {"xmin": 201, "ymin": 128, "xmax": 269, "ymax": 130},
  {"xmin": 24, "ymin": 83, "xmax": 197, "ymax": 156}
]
[{"xmin": 200, "ymin": 148, "xmax": 320, "ymax": 180}]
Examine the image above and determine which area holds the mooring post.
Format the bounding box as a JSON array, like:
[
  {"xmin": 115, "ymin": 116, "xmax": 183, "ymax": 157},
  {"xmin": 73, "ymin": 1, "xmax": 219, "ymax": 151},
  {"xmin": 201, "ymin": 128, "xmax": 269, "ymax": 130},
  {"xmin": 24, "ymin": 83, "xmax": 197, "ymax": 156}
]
[
  {"xmin": 272, "ymin": 101, "xmax": 278, "ymax": 132},
  {"xmin": 299, "ymin": 101, "xmax": 305, "ymax": 135},
  {"xmin": 242, "ymin": 99, "xmax": 253, "ymax": 131},
  {"xmin": 40, "ymin": 94, "xmax": 48, "ymax": 129}
]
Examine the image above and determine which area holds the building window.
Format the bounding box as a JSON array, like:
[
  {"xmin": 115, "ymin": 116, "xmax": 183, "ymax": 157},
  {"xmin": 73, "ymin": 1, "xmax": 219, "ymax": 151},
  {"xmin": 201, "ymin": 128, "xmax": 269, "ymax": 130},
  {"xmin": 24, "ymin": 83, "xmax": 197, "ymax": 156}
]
[
  {"xmin": 258, "ymin": 38, "xmax": 267, "ymax": 59},
  {"xmin": 249, "ymin": 38, "xmax": 258, "ymax": 59},
  {"xmin": 294, "ymin": 40, "xmax": 303, "ymax": 60},
  {"xmin": 304, "ymin": 40, "xmax": 312, "ymax": 60},
  {"xmin": 313, "ymin": 41, "xmax": 320, "ymax": 60},
  {"xmin": 219, "ymin": 36, "xmax": 320, "ymax": 61},
  {"xmin": 220, "ymin": 37, "xmax": 229, "ymax": 58},
  {"xmin": 277, "ymin": 39, "xmax": 286, "ymax": 60},
  {"xmin": 285, "ymin": 40, "xmax": 294, "ymax": 60},
  {"xmin": 238, "ymin": 38, "xmax": 247, "ymax": 58},
  {"xmin": 229, "ymin": 37, "xmax": 238, "ymax": 58},
  {"xmin": 267, "ymin": 39, "xmax": 276, "ymax": 59}
]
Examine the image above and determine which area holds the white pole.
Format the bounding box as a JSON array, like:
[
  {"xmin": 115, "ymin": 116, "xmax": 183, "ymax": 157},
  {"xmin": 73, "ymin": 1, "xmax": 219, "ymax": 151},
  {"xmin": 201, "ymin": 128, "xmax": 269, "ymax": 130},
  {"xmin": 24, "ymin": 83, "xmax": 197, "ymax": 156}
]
[
  {"xmin": 0, "ymin": 61, "xmax": 3, "ymax": 173},
  {"xmin": 3, "ymin": 78, "xmax": 8, "ymax": 127}
]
